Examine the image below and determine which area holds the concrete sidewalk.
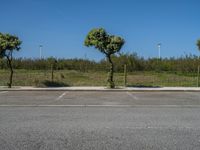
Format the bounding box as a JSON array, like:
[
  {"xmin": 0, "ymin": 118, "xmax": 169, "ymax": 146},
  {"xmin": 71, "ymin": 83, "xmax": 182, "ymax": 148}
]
[{"xmin": 1, "ymin": 86, "xmax": 200, "ymax": 91}]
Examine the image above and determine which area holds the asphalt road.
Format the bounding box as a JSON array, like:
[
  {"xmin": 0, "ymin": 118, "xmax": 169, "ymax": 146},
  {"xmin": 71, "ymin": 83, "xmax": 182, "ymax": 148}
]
[{"xmin": 1, "ymin": 91, "xmax": 200, "ymax": 150}]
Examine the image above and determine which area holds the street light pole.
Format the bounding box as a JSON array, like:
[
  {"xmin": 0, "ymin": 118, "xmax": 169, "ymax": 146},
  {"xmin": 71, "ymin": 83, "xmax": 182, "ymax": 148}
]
[
  {"xmin": 39, "ymin": 45, "xmax": 43, "ymax": 59},
  {"xmin": 157, "ymin": 43, "xmax": 161, "ymax": 59}
]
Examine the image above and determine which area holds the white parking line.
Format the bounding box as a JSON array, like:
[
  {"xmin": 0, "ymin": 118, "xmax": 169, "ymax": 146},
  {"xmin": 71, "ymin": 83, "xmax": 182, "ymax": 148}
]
[
  {"xmin": 126, "ymin": 92, "xmax": 139, "ymax": 100},
  {"xmin": 0, "ymin": 91, "xmax": 8, "ymax": 94},
  {"xmin": 55, "ymin": 92, "xmax": 67, "ymax": 101}
]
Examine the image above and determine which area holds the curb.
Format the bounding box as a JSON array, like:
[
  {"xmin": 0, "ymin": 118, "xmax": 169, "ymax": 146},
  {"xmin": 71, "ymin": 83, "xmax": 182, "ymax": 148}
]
[{"xmin": 1, "ymin": 87, "xmax": 200, "ymax": 92}]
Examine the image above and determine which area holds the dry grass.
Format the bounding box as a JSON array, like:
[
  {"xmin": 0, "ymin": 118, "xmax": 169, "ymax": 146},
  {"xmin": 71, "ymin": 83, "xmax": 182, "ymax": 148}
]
[{"xmin": 0, "ymin": 69, "xmax": 198, "ymax": 87}]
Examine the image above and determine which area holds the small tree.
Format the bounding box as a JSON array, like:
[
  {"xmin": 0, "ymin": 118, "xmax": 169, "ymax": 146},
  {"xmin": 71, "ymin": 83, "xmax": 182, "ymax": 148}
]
[
  {"xmin": 197, "ymin": 39, "xmax": 200, "ymax": 86},
  {"xmin": 47, "ymin": 57, "xmax": 57, "ymax": 82},
  {"xmin": 84, "ymin": 28, "xmax": 125, "ymax": 88},
  {"xmin": 0, "ymin": 33, "xmax": 22, "ymax": 88},
  {"xmin": 197, "ymin": 39, "xmax": 200, "ymax": 50}
]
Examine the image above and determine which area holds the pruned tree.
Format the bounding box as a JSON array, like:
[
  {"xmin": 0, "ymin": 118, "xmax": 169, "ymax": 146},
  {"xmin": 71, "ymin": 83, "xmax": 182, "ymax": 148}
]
[
  {"xmin": 0, "ymin": 33, "xmax": 22, "ymax": 88},
  {"xmin": 84, "ymin": 28, "xmax": 125, "ymax": 88},
  {"xmin": 197, "ymin": 39, "xmax": 200, "ymax": 51},
  {"xmin": 197, "ymin": 39, "xmax": 200, "ymax": 86},
  {"xmin": 47, "ymin": 57, "xmax": 57, "ymax": 82}
]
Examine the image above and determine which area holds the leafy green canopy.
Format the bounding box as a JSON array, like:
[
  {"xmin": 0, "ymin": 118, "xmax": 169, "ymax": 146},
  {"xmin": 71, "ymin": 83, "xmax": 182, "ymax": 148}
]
[
  {"xmin": 0, "ymin": 33, "xmax": 22, "ymax": 58},
  {"xmin": 84, "ymin": 28, "xmax": 125, "ymax": 55}
]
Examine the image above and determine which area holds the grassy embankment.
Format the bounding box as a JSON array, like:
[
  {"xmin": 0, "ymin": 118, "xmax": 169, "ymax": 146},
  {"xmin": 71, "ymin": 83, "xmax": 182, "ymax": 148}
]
[{"xmin": 0, "ymin": 69, "xmax": 198, "ymax": 87}]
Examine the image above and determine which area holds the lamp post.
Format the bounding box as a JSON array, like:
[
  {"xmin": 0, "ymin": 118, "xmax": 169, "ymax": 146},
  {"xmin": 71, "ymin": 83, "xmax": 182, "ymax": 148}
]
[
  {"xmin": 39, "ymin": 45, "xmax": 43, "ymax": 59},
  {"xmin": 157, "ymin": 43, "xmax": 161, "ymax": 59}
]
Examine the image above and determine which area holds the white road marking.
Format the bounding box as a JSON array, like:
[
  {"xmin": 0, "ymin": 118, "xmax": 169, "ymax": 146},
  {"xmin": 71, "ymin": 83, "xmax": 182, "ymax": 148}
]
[
  {"xmin": 0, "ymin": 91, "xmax": 8, "ymax": 94},
  {"xmin": 0, "ymin": 105, "xmax": 200, "ymax": 107},
  {"xmin": 126, "ymin": 92, "xmax": 139, "ymax": 100},
  {"xmin": 55, "ymin": 92, "xmax": 67, "ymax": 101}
]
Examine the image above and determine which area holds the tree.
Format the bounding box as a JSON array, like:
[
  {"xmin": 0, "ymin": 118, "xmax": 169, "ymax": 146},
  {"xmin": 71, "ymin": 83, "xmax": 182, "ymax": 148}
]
[
  {"xmin": 47, "ymin": 57, "xmax": 57, "ymax": 82},
  {"xmin": 0, "ymin": 33, "xmax": 22, "ymax": 88},
  {"xmin": 197, "ymin": 39, "xmax": 200, "ymax": 87},
  {"xmin": 197, "ymin": 39, "xmax": 200, "ymax": 50},
  {"xmin": 84, "ymin": 28, "xmax": 125, "ymax": 88}
]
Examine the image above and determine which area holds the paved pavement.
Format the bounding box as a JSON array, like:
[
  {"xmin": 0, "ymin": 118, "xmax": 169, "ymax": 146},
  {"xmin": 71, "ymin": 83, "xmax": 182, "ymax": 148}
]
[
  {"xmin": 1, "ymin": 91, "xmax": 200, "ymax": 106},
  {"xmin": 1, "ymin": 91, "xmax": 200, "ymax": 150}
]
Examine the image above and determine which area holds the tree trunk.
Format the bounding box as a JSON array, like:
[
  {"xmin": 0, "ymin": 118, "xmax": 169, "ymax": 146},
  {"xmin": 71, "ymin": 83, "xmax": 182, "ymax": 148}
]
[
  {"xmin": 51, "ymin": 64, "xmax": 54, "ymax": 82},
  {"xmin": 124, "ymin": 64, "xmax": 127, "ymax": 87},
  {"xmin": 6, "ymin": 55, "xmax": 13, "ymax": 88},
  {"xmin": 107, "ymin": 55, "xmax": 115, "ymax": 88}
]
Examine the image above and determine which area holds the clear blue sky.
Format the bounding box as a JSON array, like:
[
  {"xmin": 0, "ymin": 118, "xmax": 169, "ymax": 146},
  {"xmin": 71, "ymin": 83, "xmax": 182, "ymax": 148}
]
[{"xmin": 1, "ymin": 0, "xmax": 200, "ymax": 60}]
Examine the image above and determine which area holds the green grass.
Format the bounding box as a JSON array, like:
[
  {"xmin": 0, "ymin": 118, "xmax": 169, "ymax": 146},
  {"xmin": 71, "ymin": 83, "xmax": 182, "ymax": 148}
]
[{"xmin": 0, "ymin": 69, "xmax": 198, "ymax": 87}]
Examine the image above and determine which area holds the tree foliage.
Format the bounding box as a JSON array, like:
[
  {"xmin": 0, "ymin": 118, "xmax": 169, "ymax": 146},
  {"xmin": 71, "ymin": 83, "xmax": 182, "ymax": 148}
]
[
  {"xmin": 85, "ymin": 28, "xmax": 124, "ymax": 55},
  {"xmin": 84, "ymin": 28, "xmax": 125, "ymax": 88},
  {"xmin": 1, "ymin": 53, "xmax": 199, "ymax": 73}
]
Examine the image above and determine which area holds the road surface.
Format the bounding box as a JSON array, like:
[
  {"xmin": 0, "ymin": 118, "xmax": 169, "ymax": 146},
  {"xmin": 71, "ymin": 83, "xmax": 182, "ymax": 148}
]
[{"xmin": 0, "ymin": 91, "xmax": 200, "ymax": 150}]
